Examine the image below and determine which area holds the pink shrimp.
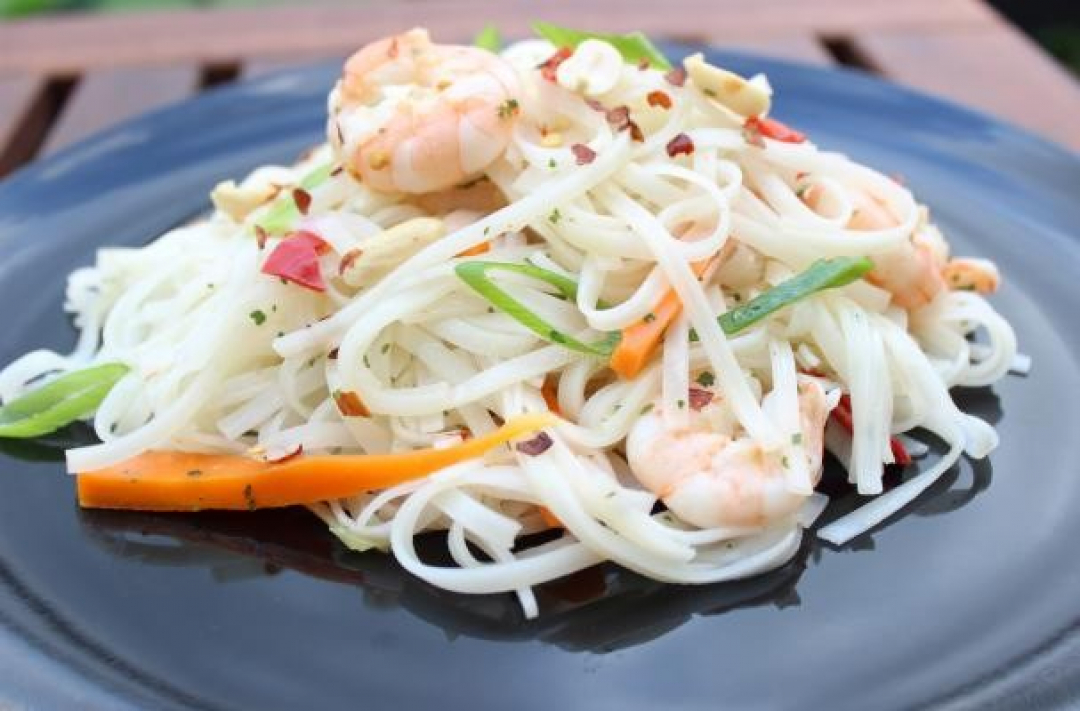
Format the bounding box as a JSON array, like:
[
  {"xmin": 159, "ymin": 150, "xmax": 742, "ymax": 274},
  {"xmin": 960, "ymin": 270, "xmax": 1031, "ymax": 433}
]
[
  {"xmin": 804, "ymin": 186, "xmax": 1000, "ymax": 309},
  {"xmin": 626, "ymin": 378, "xmax": 829, "ymax": 529},
  {"xmin": 328, "ymin": 28, "xmax": 521, "ymax": 194}
]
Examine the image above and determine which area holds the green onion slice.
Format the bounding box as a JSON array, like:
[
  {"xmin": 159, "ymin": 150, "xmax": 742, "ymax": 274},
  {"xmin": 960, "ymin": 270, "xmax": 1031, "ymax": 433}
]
[
  {"xmin": 0, "ymin": 363, "xmax": 129, "ymax": 439},
  {"xmin": 457, "ymin": 256, "xmax": 872, "ymax": 361},
  {"xmin": 256, "ymin": 163, "xmax": 333, "ymax": 236},
  {"xmin": 716, "ymin": 256, "xmax": 875, "ymax": 335},
  {"xmin": 532, "ymin": 21, "xmax": 672, "ymax": 70},
  {"xmin": 455, "ymin": 261, "xmax": 619, "ymax": 357},
  {"xmin": 474, "ymin": 24, "xmax": 503, "ymax": 52}
]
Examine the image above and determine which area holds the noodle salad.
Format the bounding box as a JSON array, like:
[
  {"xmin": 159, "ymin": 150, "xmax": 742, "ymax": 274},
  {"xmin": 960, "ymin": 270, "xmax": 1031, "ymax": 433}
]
[{"xmin": 0, "ymin": 25, "xmax": 1020, "ymax": 618}]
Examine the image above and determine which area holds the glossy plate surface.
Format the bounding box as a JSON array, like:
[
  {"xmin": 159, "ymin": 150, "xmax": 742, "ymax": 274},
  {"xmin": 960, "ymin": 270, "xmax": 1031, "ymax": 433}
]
[{"xmin": 0, "ymin": 48, "xmax": 1078, "ymax": 710}]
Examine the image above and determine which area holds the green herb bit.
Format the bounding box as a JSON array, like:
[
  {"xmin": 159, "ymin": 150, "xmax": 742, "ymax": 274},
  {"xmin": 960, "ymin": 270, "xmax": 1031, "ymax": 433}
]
[
  {"xmin": 497, "ymin": 98, "xmax": 520, "ymax": 119},
  {"xmin": 532, "ymin": 21, "xmax": 672, "ymax": 70},
  {"xmin": 249, "ymin": 309, "xmax": 267, "ymax": 326},
  {"xmin": 695, "ymin": 371, "xmax": 715, "ymax": 387},
  {"xmin": 792, "ymin": 432, "xmax": 803, "ymax": 445},
  {"xmin": 548, "ymin": 208, "xmax": 562, "ymax": 224},
  {"xmin": 454, "ymin": 261, "xmax": 618, "ymax": 357},
  {"xmin": 0, "ymin": 363, "xmax": 129, "ymax": 439},
  {"xmin": 255, "ymin": 163, "xmax": 332, "ymax": 236},
  {"xmin": 474, "ymin": 23, "xmax": 503, "ymax": 53}
]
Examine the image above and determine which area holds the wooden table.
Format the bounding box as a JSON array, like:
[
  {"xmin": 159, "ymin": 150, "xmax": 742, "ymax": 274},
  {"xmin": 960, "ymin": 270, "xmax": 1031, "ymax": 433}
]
[{"xmin": 1, "ymin": 0, "xmax": 1078, "ymax": 178}]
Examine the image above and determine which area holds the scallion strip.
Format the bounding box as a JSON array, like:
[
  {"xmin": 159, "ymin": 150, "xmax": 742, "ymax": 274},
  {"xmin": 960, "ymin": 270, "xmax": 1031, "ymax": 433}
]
[
  {"xmin": 715, "ymin": 256, "xmax": 875, "ymax": 335},
  {"xmin": 0, "ymin": 363, "xmax": 129, "ymax": 439},
  {"xmin": 256, "ymin": 163, "xmax": 333, "ymax": 236},
  {"xmin": 474, "ymin": 23, "xmax": 502, "ymax": 52},
  {"xmin": 454, "ymin": 261, "xmax": 619, "ymax": 357}
]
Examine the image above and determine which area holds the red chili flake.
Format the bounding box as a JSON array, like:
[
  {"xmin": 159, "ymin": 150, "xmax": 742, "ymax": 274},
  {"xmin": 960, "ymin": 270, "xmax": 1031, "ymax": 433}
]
[
  {"xmin": 261, "ymin": 231, "xmax": 328, "ymax": 292},
  {"xmin": 292, "ymin": 187, "xmax": 312, "ymax": 215},
  {"xmin": 267, "ymin": 445, "xmax": 303, "ymax": 464},
  {"xmin": 334, "ymin": 390, "xmax": 370, "ymax": 417},
  {"xmin": 584, "ymin": 98, "xmax": 606, "ymax": 113},
  {"xmin": 254, "ymin": 225, "xmax": 269, "ymax": 250},
  {"xmin": 338, "ymin": 248, "xmax": 362, "ymax": 275},
  {"xmin": 744, "ymin": 116, "xmax": 806, "ymax": 144},
  {"xmin": 664, "ymin": 67, "xmax": 687, "ymax": 87},
  {"xmin": 637, "ymin": 57, "xmax": 650, "ymax": 71},
  {"xmin": 688, "ymin": 387, "xmax": 714, "ymax": 411},
  {"xmin": 539, "ymin": 47, "xmax": 572, "ymax": 82},
  {"xmin": 666, "ymin": 132, "xmax": 695, "ymax": 157},
  {"xmin": 646, "ymin": 90, "xmax": 672, "ymax": 109},
  {"xmin": 515, "ymin": 432, "xmax": 553, "ymax": 456},
  {"xmin": 628, "ymin": 121, "xmax": 644, "ymax": 142},
  {"xmin": 388, "ymin": 37, "xmax": 400, "ymax": 59},
  {"xmin": 571, "ymin": 143, "xmax": 597, "ymax": 165},
  {"xmin": 327, "ymin": 347, "xmax": 340, "ymax": 360},
  {"xmin": 605, "ymin": 105, "xmax": 631, "ymax": 130}
]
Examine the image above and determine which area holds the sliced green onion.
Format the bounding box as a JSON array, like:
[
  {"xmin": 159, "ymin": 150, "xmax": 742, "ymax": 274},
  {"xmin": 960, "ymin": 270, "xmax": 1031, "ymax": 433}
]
[
  {"xmin": 256, "ymin": 163, "xmax": 333, "ymax": 236},
  {"xmin": 532, "ymin": 21, "xmax": 672, "ymax": 70},
  {"xmin": 474, "ymin": 23, "xmax": 502, "ymax": 53},
  {"xmin": 457, "ymin": 256, "xmax": 872, "ymax": 362},
  {"xmin": 455, "ymin": 261, "xmax": 619, "ymax": 357},
  {"xmin": 0, "ymin": 363, "xmax": 129, "ymax": 439},
  {"xmin": 715, "ymin": 256, "xmax": 874, "ymax": 336}
]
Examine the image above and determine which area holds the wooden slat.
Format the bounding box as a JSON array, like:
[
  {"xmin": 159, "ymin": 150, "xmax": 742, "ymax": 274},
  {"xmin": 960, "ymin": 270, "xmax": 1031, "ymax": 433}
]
[
  {"xmin": 853, "ymin": 24, "xmax": 1080, "ymax": 150},
  {"xmin": 41, "ymin": 66, "xmax": 200, "ymax": 155},
  {"xmin": 710, "ymin": 35, "xmax": 835, "ymax": 66},
  {"xmin": 0, "ymin": 74, "xmax": 52, "ymax": 176},
  {"xmin": 0, "ymin": 0, "xmax": 996, "ymax": 74}
]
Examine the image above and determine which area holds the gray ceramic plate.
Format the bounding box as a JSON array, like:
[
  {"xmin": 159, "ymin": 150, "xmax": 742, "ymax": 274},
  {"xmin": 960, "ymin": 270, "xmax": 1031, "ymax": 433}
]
[{"xmin": 0, "ymin": 47, "xmax": 1078, "ymax": 710}]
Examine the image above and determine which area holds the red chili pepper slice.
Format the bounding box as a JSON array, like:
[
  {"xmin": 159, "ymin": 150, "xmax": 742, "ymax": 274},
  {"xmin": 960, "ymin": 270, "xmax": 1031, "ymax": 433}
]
[
  {"xmin": 745, "ymin": 116, "xmax": 807, "ymax": 144},
  {"xmin": 831, "ymin": 394, "xmax": 912, "ymax": 467},
  {"xmin": 261, "ymin": 231, "xmax": 329, "ymax": 292}
]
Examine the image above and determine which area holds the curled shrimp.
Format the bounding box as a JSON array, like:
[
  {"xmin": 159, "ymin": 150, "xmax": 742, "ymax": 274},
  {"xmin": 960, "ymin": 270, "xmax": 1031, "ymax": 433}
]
[
  {"xmin": 804, "ymin": 186, "xmax": 998, "ymax": 308},
  {"xmin": 328, "ymin": 28, "xmax": 521, "ymax": 194},
  {"xmin": 626, "ymin": 378, "xmax": 829, "ymax": 529}
]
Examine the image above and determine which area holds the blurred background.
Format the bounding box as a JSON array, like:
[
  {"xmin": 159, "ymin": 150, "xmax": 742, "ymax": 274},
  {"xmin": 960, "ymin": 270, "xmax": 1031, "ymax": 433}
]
[
  {"xmin": 0, "ymin": 0, "xmax": 1077, "ymax": 178},
  {"xmin": 2, "ymin": 0, "xmax": 1077, "ymax": 75}
]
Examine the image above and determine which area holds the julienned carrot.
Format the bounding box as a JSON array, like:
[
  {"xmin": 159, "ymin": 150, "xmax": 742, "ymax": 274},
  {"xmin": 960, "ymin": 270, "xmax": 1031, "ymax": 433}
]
[
  {"xmin": 456, "ymin": 241, "xmax": 491, "ymax": 258},
  {"xmin": 77, "ymin": 413, "xmax": 555, "ymax": 512},
  {"xmin": 609, "ymin": 259, "xmax": 714, "ymax": 379},
  {"xmin": 541, "ymin": 375, "xmax": 562, "ymax": 415},
  {"xmin": 538, "ymin": 506, "xmax": 563, "ymax": 529}
]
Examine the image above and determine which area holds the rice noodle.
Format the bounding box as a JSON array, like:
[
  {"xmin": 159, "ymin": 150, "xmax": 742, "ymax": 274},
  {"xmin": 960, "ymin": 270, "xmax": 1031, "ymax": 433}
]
[{"xmin": 4, "ymin": 33, "xmax": 1020, "ymax": 618}]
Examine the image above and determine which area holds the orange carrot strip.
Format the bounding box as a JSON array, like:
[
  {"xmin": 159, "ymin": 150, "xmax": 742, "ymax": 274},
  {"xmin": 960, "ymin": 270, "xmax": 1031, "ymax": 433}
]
[
  {"xmin": 609, "ymin": 258, "xmax": 714, "ymax": 380},
  {"xmin": 540, "ymin": 375, "xmax": 562, "ymax": 416},
  {"xmin": 538, "ymin": 506, "xmax": 563, "ymax": 529},
  {"xmin": 77, "ymin": 413, "xmax": 555, "ymax": 512},
  {"xmin": 457, "ymin": 241, "xmax": 491, "ymax": 258}
]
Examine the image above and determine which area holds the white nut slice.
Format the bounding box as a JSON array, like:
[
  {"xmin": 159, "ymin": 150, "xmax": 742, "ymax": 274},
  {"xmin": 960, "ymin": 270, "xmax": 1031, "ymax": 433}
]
[
  {"xmin": 211, "ymin": 166, "xmax": 295, "ymax": 223},
  {"xmin": 683, "ymin": 53, "xmax": 771, "ymax": 118},
  {"xmin": 556, "ymin": 39, "xmax": 623, "ymax": 97},
  {"xmin": 341, "ymin": 217, "xmax": 445, "ymax": 286}
]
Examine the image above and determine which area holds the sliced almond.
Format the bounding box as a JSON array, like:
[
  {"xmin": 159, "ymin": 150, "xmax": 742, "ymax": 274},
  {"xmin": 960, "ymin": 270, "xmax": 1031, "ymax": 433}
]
[{"xmin": 683, "ymin": 53, "xmax": 771, "ymax": 118}]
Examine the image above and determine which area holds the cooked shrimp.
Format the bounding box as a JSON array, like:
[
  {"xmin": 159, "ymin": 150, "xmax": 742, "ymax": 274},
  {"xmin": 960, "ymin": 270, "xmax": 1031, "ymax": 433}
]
[
  {"xmin": 804, "ymin": 186, "xmax": 946, "ymax": 309},
  {"xmin": 626, "ymin": 378, "xmax": 829, "ymax": 529},
  {"xmin": 328, "ymin": 28, "xmax": 521, "ymax": 194}
]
